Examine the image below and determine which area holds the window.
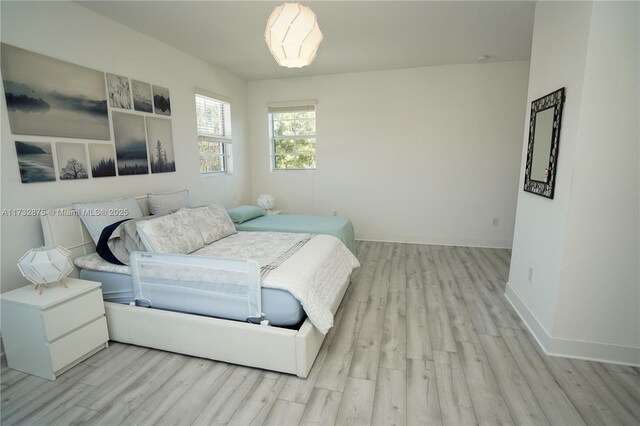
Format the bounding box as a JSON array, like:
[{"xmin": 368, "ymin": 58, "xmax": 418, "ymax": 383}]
[
  {"xmin": 269, "ymin": 104, "xmax": 316, "ymax": 170},
  {"xmin": 196, "ymin": 93, "xmax": 232, "ymax": 173}
]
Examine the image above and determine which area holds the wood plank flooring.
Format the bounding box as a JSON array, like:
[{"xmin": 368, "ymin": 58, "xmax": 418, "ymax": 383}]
[{"xmin": 2, "ymin": 242, "xmax": 639, "ymax": 426}]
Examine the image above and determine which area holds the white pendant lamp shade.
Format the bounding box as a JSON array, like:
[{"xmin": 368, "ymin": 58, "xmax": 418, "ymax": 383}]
[{"xmin": 265, "ymin": 3, "xmax": 323, "ymax": 68}]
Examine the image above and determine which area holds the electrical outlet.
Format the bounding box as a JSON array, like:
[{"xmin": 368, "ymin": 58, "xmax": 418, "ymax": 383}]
[
  {"xmin": 528, "ymin": 267, "xmax": 534, "ymax": 282},
  {"xmin": 492, "ymin": 217, "xmax": 499, "ymax": 226}
]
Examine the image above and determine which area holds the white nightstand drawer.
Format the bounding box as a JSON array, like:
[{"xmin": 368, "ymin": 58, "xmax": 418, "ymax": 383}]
[
  {"xmin": 43, "ymin": 288, "xmax": 105, "ymax": 341},
  {"xmin": 50, "ymin": 316, "xmax": 108, "ymax": 372}
]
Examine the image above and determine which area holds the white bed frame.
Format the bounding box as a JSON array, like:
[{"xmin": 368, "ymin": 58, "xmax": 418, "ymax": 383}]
[{"xmin": 40, "ymin": 196, "xmax": 343, "ymax": 378}]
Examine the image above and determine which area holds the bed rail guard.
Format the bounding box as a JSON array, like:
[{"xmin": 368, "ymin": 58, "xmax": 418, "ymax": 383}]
[{"xmin": 130, "ymin": 252, "xmax": 263, "ymax": 323}]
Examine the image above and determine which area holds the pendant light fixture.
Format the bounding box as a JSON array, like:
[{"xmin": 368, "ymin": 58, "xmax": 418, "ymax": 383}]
[{"xmin": 265, "ymin": 3, "xmax": 323, "ymax": 68}]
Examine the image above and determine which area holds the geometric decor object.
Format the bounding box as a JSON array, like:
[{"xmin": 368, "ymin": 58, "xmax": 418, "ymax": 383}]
[
  {"xmin": 17, "ymin": 246, "xmax": 73, "ymax": 294},
  {"xmin": 265, "ymin": 3, "xmax": 323, "ymax": 68},
  {"xmin": 257, "ymin": 194, "xmax": 276, "ymax": 211}
]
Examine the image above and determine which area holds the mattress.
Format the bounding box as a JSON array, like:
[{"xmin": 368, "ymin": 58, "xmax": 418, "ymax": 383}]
[
  {"xmin": 76, "ymin": 253, "xmax": 306, "ymax": 327},
  {"xmin": 235, "ymin": 214, "xmax": 356, "ymax": 254},
  {"xmin": 75, "ymin": 230, "xmax": 358, "ymax": 333}
]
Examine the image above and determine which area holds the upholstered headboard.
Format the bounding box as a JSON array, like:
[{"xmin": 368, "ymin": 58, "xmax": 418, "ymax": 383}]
[{"xmin": 40, "ymin": 195, "xmax": 150, "ymax": 264}]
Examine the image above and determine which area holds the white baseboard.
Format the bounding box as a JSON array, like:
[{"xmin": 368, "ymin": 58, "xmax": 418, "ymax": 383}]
[
  {"xmin": 355, "ymin": 233, "xmax": 512, "ymax": 249},
  {"xmin": 504, "ymin": 284, "xmax": 551, "ymax": 349},
  {"xmin": 547, "ymin": 336, "xmax": 640, "ymax": 367},
  {"xmin": 505, "ymin": 284, "xmax": 640, "ymax": 367}
]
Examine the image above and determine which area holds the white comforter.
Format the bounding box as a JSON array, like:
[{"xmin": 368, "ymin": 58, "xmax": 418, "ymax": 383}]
[
  {"xmin": 194, "ymin": 232, "xmax": 360, "ymax": 333},
  {"xmin": 266, "ymin": 235, "xmax": 359, "ymax": 333}
]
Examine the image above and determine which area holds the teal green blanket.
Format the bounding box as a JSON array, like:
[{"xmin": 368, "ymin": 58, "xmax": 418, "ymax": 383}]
[{"xmin": 235, "ymin": 214, "xmax": 356, "ymax": 254}]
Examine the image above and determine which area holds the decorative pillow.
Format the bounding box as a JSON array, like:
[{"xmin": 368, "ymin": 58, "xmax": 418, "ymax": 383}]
[
  {"xmin": 227, "ymin": 206, "xmax": 267, "ymax": 224},
  {"xmin": 195, "ymin": 203, "xmax": 237, "ymax": 244},
  {"xmin": 136, "ymin": 208, "xmax": 205, "ymax": 254},
  {"xmin": 98, "ymin": 215, "xmax": 156, "ymax": 265},
  {"xmin": 147, "ymin": 189, "xmax": 190, "ymax": 215},
  {"xmin": 73, "ymin": 197, "xmax": 143, "ymax": 244}
]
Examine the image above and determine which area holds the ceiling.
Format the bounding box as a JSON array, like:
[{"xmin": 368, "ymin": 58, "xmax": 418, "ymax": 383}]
[{"xmin": 78, "ymin": 1, "xmax": 535, "ymax": 81}]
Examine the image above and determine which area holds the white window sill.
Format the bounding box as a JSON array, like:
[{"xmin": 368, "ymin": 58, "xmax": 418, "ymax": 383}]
[
  {"xmin": 271, "ymin": 168, "xmax": 316, "ymax": 172},
  {"xmin": 201, "ymin": 171, "xmax": 229, "ymax": 177}
]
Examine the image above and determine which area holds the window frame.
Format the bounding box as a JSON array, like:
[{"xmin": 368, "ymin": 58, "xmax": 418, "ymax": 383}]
[
  {"xmin": 269, "ymin": 108, "xmax": 317, "ymax": 171},
  {"xmin": 198, "ymin": 136, "xmax": 227, "ymax": 175},
  {"xmin": 195, "ymin": 91, "xmax": 232, "ymax": 175}
]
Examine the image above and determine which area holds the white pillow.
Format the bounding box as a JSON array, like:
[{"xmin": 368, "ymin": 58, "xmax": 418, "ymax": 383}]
[
  {"xmin": 136, "ymin": 208, "xmax": 205, "ymax": 254},
  {"xmin": 188, "ymin": 204, "xmax": 237, "ymax": 244},
  {"xmin": 73, "ymin": 197, "xmax": 143, "ymax": 244},
  {"xmin": 147, "ymin": 189, "xmax": 190, "ymax": 215}
]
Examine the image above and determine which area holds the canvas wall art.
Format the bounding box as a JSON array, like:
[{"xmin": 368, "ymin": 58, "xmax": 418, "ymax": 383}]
[
  {"xmin": 1, "ymin": 43, "xmax": 110, "ymax": 140},
  {"xmin": 106, "ymin": 73, "xmax": 131, "ymax": 109},
  {"xmin": 88, "ymin": 144, "xmax": 117, "ymax": 178},
  {"xmin": 15, "ymin": 141, "xmax": 56, "ymax": 183},
  {"xmin": 132, "ymin": 80, "xmax": 153, "ymax": 113},
  {"xmin": 56, "ymin": 142, "xmax": 88, "ymax": 180},
  {"xmin": 112, "ymin": 112, "xmax": 149, "ymax": 175},
  {"xmin": 152, "ymin": 85, "xmax": 171, "ymax": 116},
  {"xmin": 146, "ymin": 117, "xmax": 176, "ymax": 173}
]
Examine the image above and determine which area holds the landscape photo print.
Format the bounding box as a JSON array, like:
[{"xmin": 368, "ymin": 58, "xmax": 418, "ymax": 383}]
[
  {"xmin": 56, "ymin": 142, "xmax": 89, "ymax": 180},
  {"xmin": 146, "ymin": 117, "xmax": 176, "ymax": 173},
  {"xmin": 112, "ymin": 111, "xmax": 149, "ymax": 176},
  {"xmin": 88, "ymin": 143, "xmax": 117, "ymax": 178},
  {"xmin": 132, "ymin": 79, "xmax": 153, "ymax": 113},
  {"xmin": 106, "ymin": 73, "xmax": 132, "ymax": 109},
  {"xmin": 14, "ymin": 141, "xmax": 56, "ymax": 183},
  {"xmin": 1, "ymin": 43, "xmax": 110, "ymax": 140},
  {"xmin": 152, "ymin": 85, "xmax": 171, "ymax": 116}
]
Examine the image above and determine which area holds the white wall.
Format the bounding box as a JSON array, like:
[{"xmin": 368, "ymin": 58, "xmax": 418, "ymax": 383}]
[
  {"xmin": 507, "ymin": 1, "xmax": 640, "ymax": 365},
  {"xmin": 0, "ymin": 1, "xmax": 250, "ymax": 293},
  {"xmin": 554, "ymin": 1, "xmax": 639, "ymax": 350},
  {"xmin": 247, "ymin": 61, "xmax": 530, "ymax": 248},
  {"xmin": 506, "ymin": 1, "xmax": 593, "ymax": 338}
]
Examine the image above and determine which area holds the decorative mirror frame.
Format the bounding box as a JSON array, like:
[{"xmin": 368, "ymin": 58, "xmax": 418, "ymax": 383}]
[{"xmin": 523, "ymin": 87, "xmax": 566, "ymax": 199}]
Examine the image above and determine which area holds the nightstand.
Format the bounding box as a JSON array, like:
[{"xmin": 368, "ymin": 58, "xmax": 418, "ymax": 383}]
[
  {"xmin": 1, "ymin": 278, "xmax": 109, "ymax": 380},
  {"xmin": 266, "ymin": 210, "xmax": 283, "ymax": 215}
]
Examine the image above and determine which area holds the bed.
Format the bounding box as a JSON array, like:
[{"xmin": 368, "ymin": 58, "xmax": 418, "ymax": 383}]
[
  {"xmin": 235, "ymin": 214, "xmax": 356, "ymax": 254},
  {"xmin": 40, "ymin": 196, "xmax": 359, "ymax": 378}
]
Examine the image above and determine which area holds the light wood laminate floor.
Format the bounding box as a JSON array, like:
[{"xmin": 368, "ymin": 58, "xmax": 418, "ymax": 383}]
[{"xmin": 2, "ymin": 242, "xmax": 639, "ymax": 425}]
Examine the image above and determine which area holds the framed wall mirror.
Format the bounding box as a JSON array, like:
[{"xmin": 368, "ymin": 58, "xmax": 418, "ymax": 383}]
[{"xmin": 523, "ymin": 87, "xmax": 566, "ymax": 199}]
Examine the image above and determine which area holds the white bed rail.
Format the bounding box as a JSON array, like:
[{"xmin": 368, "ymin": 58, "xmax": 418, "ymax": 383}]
[{"xmin": 130, "ymin": 252, "xmax": 263, "ymax": 322}]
